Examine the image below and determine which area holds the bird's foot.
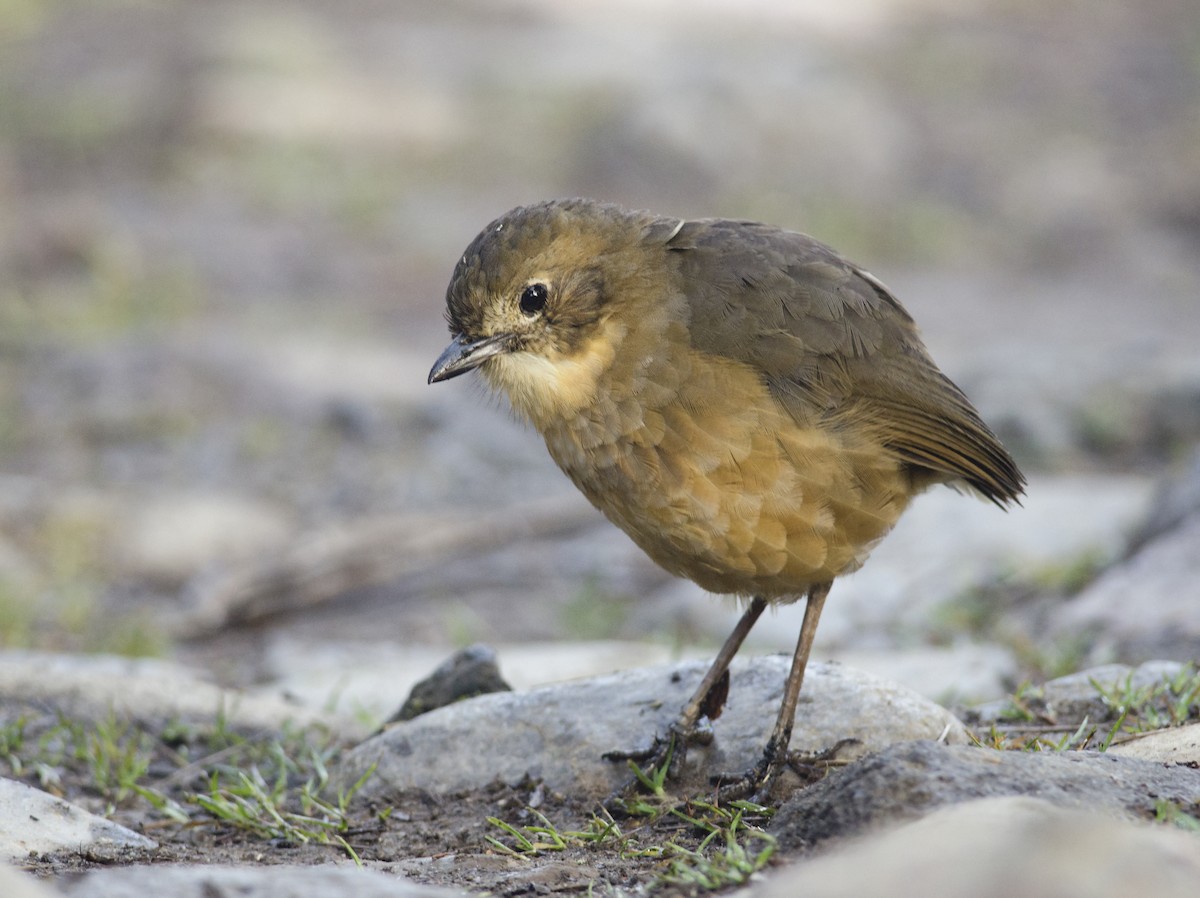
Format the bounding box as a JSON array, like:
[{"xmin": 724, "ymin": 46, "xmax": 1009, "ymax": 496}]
[
  {"xmin": 709, "ymin": 737, "xmax": 861, "ymax": 805},
  {"xmin": 602, "ymin": 719, "xmax": 715, "ymax": 812},
  {"xmin": 706, "ymin": 755, "xmax": 775, "ymax": 805},
  {"xmin": 786, "ymin": 737, "xmax": 860, "ymax": 771}
]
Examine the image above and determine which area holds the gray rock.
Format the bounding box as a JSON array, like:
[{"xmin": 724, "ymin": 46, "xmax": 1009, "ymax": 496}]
[
  {"xmin": 770, "ymin": 740, "xmax": 1200, "ymax": 851},
  {"xmin": 388, "ymin": 644, "xmax": 511, "ymax": 723},
  {"xmin": 756, "ymin": 796, "xmax": 1200, "ymax": 898},
  {"xmin": 0, "ymin": 778, "xmax": 155, "ymax": 863},
  {"xmin": 1051, "ymin": 514, "xmax": 1200, "ymax": 662},
  {"xmin": 1108, "ymin": 722, "xmax": 1200, "ymax": 765},
  {"xmin": 1128, "ymin": 445, "xmax": 1200, "ymax": 551},
  {"xmin": 965, "ymin": 660, "xmax": 1186, "ymax": 727},
  {"xmin": 1036, "ymin": 660, "xmax": 1186, "ymax": 703},
  {"xmin": 340, "ymin": 658, "xmax": 967, "ymax": 800},
  {"xmin": 1048, "ymin": 454, "xmax": 1200, "ymax": 663},
  {"xmin": 55, "ymin": 864, "xmax": 453, "ymax": 898}
]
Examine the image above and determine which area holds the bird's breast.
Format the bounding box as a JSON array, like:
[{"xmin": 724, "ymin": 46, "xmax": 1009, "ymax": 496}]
[
  {"xmin": 541, "ymin": 343, "xmax": 913, "ymax": 598},
  {"xmin": 485, "ymin": 324, "xmax": 623, "ymax": 429}
]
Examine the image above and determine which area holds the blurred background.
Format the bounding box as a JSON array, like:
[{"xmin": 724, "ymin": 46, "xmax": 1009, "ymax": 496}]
[{"xmin": 1, "ymin": 0, "xmax": 1197, "ymax": 715}]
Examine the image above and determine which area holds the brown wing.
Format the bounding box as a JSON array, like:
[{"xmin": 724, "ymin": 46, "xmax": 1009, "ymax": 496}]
[{"xmin": 660, "ymin": 218, "xmax": 1025, "ymax": 507}]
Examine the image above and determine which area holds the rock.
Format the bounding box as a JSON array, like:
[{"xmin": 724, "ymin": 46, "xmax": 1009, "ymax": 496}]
[
  {"xmin": 1048, "ymin": 452, "xmax": 1200, "ymax": 663},
  {"xmin": 0, "ymin": 650, "xmax": 355, "ymax": 735},
  {"xmin": 1128, "ymin": 446, "xmax": 1200, "ymax": 551},
  {"xmin": 1108, "ymin": 722, "xmax": 1200, "ymax": 765},
  {"xmin": 55, "ymin": 864, "xmax": 454, "ymax": 898},
  {"xmin": 1050, "ymin": 515, "xmax": 1200, "ymax": 662},
  {"xmin": 965, "ymin": 660, "xmax": 1187, "ymax": 727},
  {"xmin": 340, "ymin": 658, "xmax": 967, "ymax": 801},
  {"xmin": 388, "ymin": 644, "xmax": 512, "ymax": 723},
  {"xmin": 756, "ymin": 796, "xmax": 1200, "ymax": 898},
  {"xmin": 0, "ymin": 778, "xmax": 156, "ymax": 863},
  {"xmin": 770, "ymin": 740, "xmax": 1200, "ymax": 851},
  {"xmin": 0, "ymin": 863, "xmax": 65, "ymax": 898}
]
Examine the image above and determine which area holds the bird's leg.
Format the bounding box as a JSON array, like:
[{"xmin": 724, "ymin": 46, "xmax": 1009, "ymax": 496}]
[
  {"xmin": 605, "ymin": 595, "xmax": 768, "ymax": 791},
  {"xmin": 676, "ymin": 594, "xmax": 768, "ymax": 734},
  {"xmin": 712, "ymin": 581, "xmax": 831, "ymax": 803}
]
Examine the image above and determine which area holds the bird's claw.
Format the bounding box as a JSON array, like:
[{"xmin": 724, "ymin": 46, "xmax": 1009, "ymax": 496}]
[
  {"xmin": 786, "ymin": 737, "xmax": 860, "ymax": 769},
  {"xmin": 709, "ymin": 737, "xmax": 860, "ymax": 804},
  {"xmin": 707, "ymin": 756, "xmax": 774, "ymax": 804},
  {"xmin": 603, "ymin": 718, "xmax": 719, "ymax": 810}
]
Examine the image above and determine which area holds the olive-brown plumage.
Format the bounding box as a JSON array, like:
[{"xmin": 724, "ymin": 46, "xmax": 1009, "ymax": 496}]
[{"xmin": 430, "ymin": 198, "xmax": 1024, "ymax": 796}]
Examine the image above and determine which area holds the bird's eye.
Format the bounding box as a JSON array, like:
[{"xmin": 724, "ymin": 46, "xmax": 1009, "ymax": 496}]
[{"xmin": 519, "ymin": 283, "xmax": 548, "ymax": 316}]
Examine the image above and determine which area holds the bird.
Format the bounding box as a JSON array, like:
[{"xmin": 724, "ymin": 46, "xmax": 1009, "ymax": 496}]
[{"xmin": 428, "ymin": 197, "xmax": 1025, "ymax": 798}]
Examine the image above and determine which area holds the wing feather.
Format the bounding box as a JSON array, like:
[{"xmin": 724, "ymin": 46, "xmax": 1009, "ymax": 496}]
[{"xmin": 661, "ymin": 218, "xmax": 1025, "ymax": 506}]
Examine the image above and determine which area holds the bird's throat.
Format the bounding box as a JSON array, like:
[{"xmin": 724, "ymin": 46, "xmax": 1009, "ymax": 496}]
[{"xmin": 483, "ymin": 319, "xmax": 627, "ymax": 430}]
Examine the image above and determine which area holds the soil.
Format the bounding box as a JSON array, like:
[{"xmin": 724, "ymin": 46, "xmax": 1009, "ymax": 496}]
[{"xmin": 14, "ymin": 730, "xmax": 787, "ymax": 895}]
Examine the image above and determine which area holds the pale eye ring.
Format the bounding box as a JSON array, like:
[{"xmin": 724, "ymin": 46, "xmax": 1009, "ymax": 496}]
[{"xmin": 519, "ymin": 283, "xmax": 548, "ymax": 316}]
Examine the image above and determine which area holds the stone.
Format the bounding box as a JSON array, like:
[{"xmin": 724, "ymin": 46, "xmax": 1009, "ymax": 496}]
[
  {"xmin": 55, "ymin": 864, "xmax": 454, "ymax": 898},
  {"xmin": 1047, "ymin": 451, "xmax": 1200, "ymax": 663},
  {"xmin": 755, "ymin": 796, "xmax": 1200, "ymax": 898},
  {"xmin": 340, "ymin": 658, "xmax": 967, "ymax": 801},
  {"xmin": 1051, "ymin": 515, "xmax": 1200, "ymax": 662},
  {"xmin": 770, "ymin": 740, "xmax": 1200, "ymax": 851},
  {"xmin": 388, "ymin": 643, "xmax": 512, "ymax": 723},
  {"xmin": 965, "ymin": 660, "xmax": 1187, "ymax": 727},
  {"xmin": 0, "ymin": 778, "xmax": 155, "ymax": 863},
  {"xmin": 1128, "ymin": 446, "xmax": 1200, "ymax": 551},
  {"xmin": 1108, "ymin": 722, "xmax": 1200, "ymax": 765}
]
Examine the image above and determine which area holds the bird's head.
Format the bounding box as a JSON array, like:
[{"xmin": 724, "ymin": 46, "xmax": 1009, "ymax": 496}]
[{"xmin": 428, "ymin": 198, "xmax": 677, "ymax": 426}]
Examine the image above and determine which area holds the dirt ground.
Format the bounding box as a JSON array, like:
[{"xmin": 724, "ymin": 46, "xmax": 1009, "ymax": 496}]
[
  {"xmin": 11, "ymin": 671, "xmax": 1195, "ymax": 895},
  {"xmin": 10, "ymin": 710, "xmax": 793, "ymax": 894}
]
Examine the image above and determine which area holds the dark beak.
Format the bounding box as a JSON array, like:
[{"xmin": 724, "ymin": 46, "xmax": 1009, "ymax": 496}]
[{"xmin": 428, "ymin": 333, "xmax": 511, "ymax": 384}]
